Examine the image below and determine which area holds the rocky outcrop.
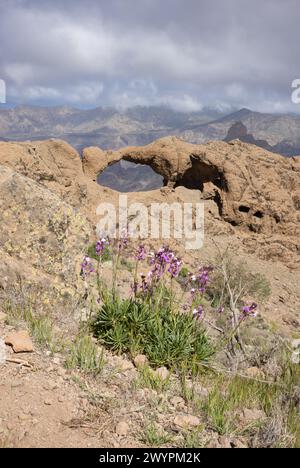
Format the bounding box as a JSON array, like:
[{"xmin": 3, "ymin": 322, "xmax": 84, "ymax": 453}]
[
  {"xmin": 0, "ymin": 164, "xmax": 92, "ymax": 309},
  {"xmin": 0, "ymin": 136, "xmax": 299, "ymax": 270},
  {"xmin": 83, "ymin": 136, "xmax": 300, "ymax": 238},
  {"xmin": 224, "ymin": 121, "xmax": 273, "ymax": 152}
]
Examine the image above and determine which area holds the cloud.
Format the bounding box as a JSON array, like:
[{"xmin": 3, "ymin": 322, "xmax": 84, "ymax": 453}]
[{"xmin": 0, "ymin": 0, "xmax": 299, "ymax": 112}]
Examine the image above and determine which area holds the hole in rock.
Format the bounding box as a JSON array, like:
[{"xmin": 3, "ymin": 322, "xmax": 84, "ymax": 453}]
[
  {"xmin": 238, "ymin": 205, "xmax": 250, "ymax": 213},
  {"xmin": 97, "ymin": 160, "xmax": 164, "ymax": 192},
  {"xmin": 253, "ymin": 210, "xmax": 264, "ymax": 219},
  {"xmin": 175, "ymin": 159, "xmax": 227, "ymax": 192}
]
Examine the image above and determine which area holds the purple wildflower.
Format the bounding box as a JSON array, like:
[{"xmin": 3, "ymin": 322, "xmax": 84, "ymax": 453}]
[
  {"xmin": 197, "ymin": 266, "xmax": 214, "ymax": 294},
  {"xmin": 139, "ymin": 273, "xmax": 152, "ymax": 295},
  {"xmin": 168, "ymin": 257, "xmax": 183, "ymax": 278},
  {"xmin": 149, "ymin": 247, "xmax": 176, "ymax": 280},
  {"xmin": 136, "ymin": 245, "xmax": 146, "ymax": 261},
  {"xmin": 95, "ymin": 237, "xmax": 110, "ymax": 256},
  {"xmin": 118, "ymin": 230, "xmax": 129, "ymax": 251},
  {"xmin": 151, "ymin": 247, "xmax": 174, "ymax": 266},
  {"xmin": 188, "ymin": 266, "xmax": 214, "ymax": 296},
  {"xmin": 241, "ymin": 302, "xmax": 258, "ymax": 317},
  {"xmin": 193, "ymin": 305, "xmax": 204, "ymax": 320},
  {"xmin": 81, "ymin": 256, "xmax": 94, "ymax": 278}
]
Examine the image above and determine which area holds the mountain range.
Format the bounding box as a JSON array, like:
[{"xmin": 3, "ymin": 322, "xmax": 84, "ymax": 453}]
[{"xmin": 1, "ymin": 105, "xmax": 300, "ymax": 156}]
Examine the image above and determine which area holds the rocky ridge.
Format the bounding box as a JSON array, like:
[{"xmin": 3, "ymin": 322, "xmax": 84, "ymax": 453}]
[
  {"xmin": 0, "ymin": 136, "xmax": 299, "ymax": 448},
  {"xmin": 0, "ymin": 135, "xmax": 298, "ymax": 323}
]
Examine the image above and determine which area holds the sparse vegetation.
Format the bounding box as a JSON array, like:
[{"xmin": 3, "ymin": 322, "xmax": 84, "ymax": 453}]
[
  {"xmin": 181, "ymin": 427, "xmax": 207, "ymax": 448},
  {"xmin": 83, "ymin": 238, "xmax": 270, "ymax": 374},
  {"xmin": 2, "ymin": 238, "xmax": 297, "ymax": 448},
  {"xmin": 141, "ymin": 422, "xmax": 173, "ymax": 446},
  {"xmin": 93, "ymin": 292, "xmax": 213, "ymax": 372},
  {"xmin": 65, "ymin": 334, "xmax": 105, "ymax": 374},
  {"xmin": 208, "ymin": 253, "xmax": 271, "ymax": 310},
  {"xmin": 4, "ymin": 300, "xmax": 54, "ymax": 349},
  {"xmin": 87, "ymin": 243, "xmax": 112, "ymax": 262},
  {"xmin": 133, "ymin": 365, "xmax": 171, "ymax": 392}
]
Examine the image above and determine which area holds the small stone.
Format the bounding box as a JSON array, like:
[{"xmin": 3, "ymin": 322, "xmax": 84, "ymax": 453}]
[
  {"xmin": 18, "ymin": 413, "xmax": 30, "ymax": 421},
  {"xmin": 245, "ymin": 366, "xmax": 265, "ymax": 379},
  {"xmin": 133, "ymin": 354, "xmax": 148, "ymax": 368},
  {"xmin": 44, "ymin": 399, "xmax": 52, "ymax": 406},
  {"xmin": 174, "ymin": 414, "xmax": 200, "ymax": 429},
  {"xmin": 185, "ymin": 381, "xmax": 209, "ymax": 398},
  {"xmin": 0, "ymin": 311, "xmax": 7, "ymax": 321},
  {"xmin": 170, "ymin": 396, "xmax": 185, "ymax": 407},
  {"xmin": 115, "ymin": 421, "xmax": 129, "ymax": 436},
  {"xmin": 218, "ymin": 436, "xmax": 232, "ymax": 448},
  {"xmin": 18, "ymin": 429, "xmax": 28, "ymax": 441},
  {"xmin": 119, "ymin": 360, "xmax": 134, "ymax": 372},
  {"xmin": 241, "ymin": 408, "xmax": 265, "ymax": 422},
  {"xmin": 207, "ymin": 439, "xmax": 222, "ymax": 448},
  {"xmin": 58, "ymin": 396, "xmax": 65, "ymax": 403},
  {"xmin": 57, "ymin": 367, "xmax": 66, "ymax": 377},
  {"xmin": 155, "ymin": 366, "xmax": 169, "ymax": 381},
  {"xmin": 232, "ymin": 438, "xmax": 248, "ymax": 448},
  {"xmin": 43, "ymin": 382, "xmax": 58, "ymax": 391},
  {"xmin": 5, "ymin": 330, "xmax": 33, "ymax": 353}
]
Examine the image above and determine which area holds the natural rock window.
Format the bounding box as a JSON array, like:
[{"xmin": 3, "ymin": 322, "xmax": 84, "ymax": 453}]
[
  {"xmin": 238, "ymin": 205, "xmax": 250, "ymax": 213},
  {"xmin": 97, "ymin": 160, "xmax": 164, "ymax": 192}
]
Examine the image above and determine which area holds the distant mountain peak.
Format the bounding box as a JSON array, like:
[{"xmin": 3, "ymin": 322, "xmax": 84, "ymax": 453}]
[{"xmin": 0, "ymin": 104, "xmax": 300, "ymax": 156}]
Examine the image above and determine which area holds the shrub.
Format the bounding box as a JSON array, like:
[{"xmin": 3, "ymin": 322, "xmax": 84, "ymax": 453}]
[
  {"xmin": 83, "ymin": 238, "xmax": 264, "ymax": 371},
  {"xmin": 208, "ymin": 257, "xmax": 271, "ymax": 309},
  {"xmin": 93, "ymin": 292, "xmax": 214, "ymax": 372}
]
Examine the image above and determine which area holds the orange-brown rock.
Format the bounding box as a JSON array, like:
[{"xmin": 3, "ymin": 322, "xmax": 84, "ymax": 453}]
[
  {"xmin": 82, "ymin": 137, "xmax": 300, "ymax": 249},
  {"xmin": 0, "ymin": 136, "xmax": 299, "ymax": 333},
  {"xmin": 5, "ymin": 330, "xmax": 33, "ymax": 353},
  {"xmin": 0, "ymin": 136, "xmax": 299, "ymax": 270}
]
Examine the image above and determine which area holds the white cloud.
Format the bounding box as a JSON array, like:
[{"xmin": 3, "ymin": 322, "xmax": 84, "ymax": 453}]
[{"xmin": 0, "ymin": 0, "xmax": 299, "ymax": 112}]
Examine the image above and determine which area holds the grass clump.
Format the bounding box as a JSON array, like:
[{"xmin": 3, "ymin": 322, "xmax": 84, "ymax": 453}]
[
  {"xmin": 4, "ymin": 301, "xmax": 54, "ymax": 348},
  {"xmin": 92, "ymin": 292, "xmax": 214, "ymax": 373},
  {"xmin": 182, "ymin": 427, "xmax": 206, "ymax": 448},
  {"xmin": 65, "ymin": 334, "xmax": 105, "ymax": 374},
  {"xmin": 202, "ymin": 374, "xmax": 275, "ymax": 435},
  {"xmin": 141, "ymin": 422, "xmax": 173, "ymax": 446},
  {"xmin": 133, "ymin": 365, "xmax": 171, "ymax": 392}
]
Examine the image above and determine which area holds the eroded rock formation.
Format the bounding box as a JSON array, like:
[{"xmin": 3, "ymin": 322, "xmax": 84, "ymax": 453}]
[
  {"xmin": 0, "ymin": 136, "xmax": 299, "ymax": 272},
  {"xmin": 82, "ymin": 136, "xmax": 300, "ymax": 238}
]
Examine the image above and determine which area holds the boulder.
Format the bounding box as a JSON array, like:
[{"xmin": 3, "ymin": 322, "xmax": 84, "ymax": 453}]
[
  {"xmin": 5, "ymin": 330, "xmax": 33, "ymax": 353},
  {"xmin": 0, "ymin": 164, "xmax": 92, "ymax": 310}
]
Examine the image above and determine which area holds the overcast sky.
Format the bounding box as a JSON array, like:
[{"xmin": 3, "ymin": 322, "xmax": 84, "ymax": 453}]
[{"xmin": 0, "ymin": 0, "xmax": 299, "ymax": 112}]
